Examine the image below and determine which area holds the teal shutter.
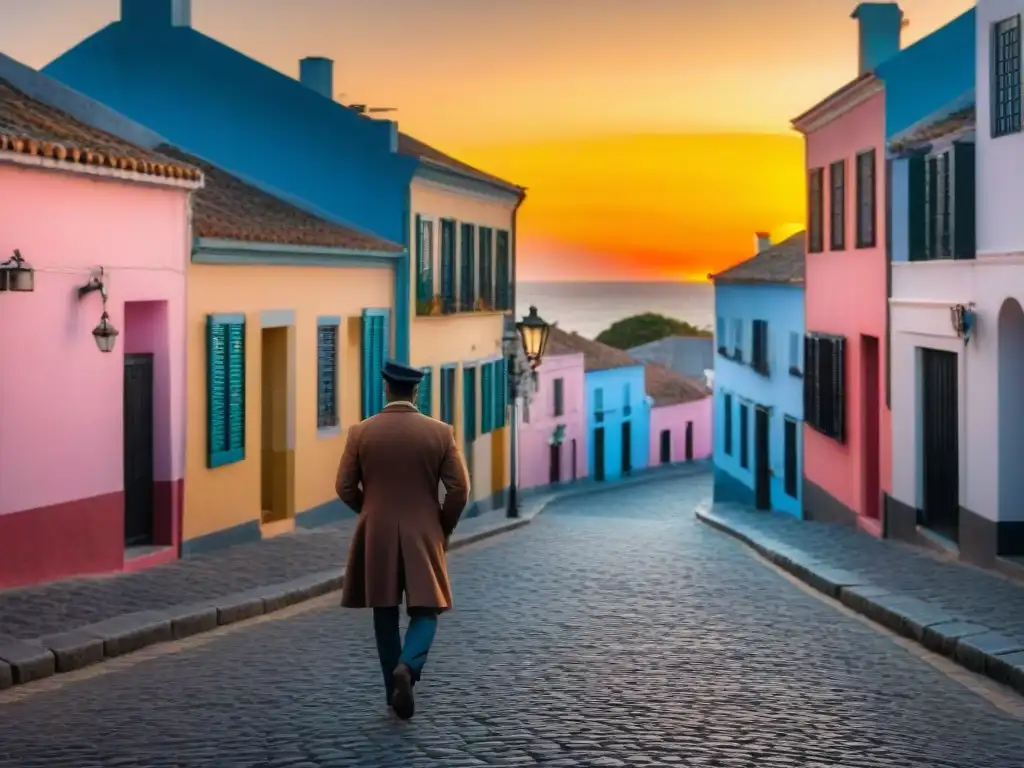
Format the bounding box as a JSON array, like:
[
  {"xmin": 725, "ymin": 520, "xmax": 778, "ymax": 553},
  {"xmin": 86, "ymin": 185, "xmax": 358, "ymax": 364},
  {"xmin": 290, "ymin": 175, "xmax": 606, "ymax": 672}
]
[
  {"xmin": 417, "ymin": 366, "xmax": 433, "ymax": 416},
  {"xmin": 415, "ymin": 216, "xmax": 434, "ymax": 307},
  {"xmin": 460, "ymin": 223, "xmax": 476, "ymax": 310},
  {"xmin": 907, "ymin": 155, "xmax": 926, "ymax": 261},
  {"xmin": 440, "ymin": 219, "xmax": 457, "ymax": 312},
  {"xmin": 478, "ymin": 227, "xmax": 493, "ymax": 309},
  {"xmin": 207, "ymin": 314, "xmax": 245, "ymax": 468},
  {"xmin": 316, "ymin": 322, "xmax": 339, "ymax": 428},
  {"xmin": 480, "ymin": 362, "xmax": 493, "ymax": 433},
  {"xmin": 361, "ymin": 309, "xmax": 389, "ymax": 418},
  {"xmin": 495, "ymin": 230, "xmax": 510, "ymax": 310},
  {"xmin": 463, "ymin": 366, "xmax": 477, "ymax": 441},
  {"xmin": 952, "ymin": 142, "xmax": 976, "ymax": 260}
]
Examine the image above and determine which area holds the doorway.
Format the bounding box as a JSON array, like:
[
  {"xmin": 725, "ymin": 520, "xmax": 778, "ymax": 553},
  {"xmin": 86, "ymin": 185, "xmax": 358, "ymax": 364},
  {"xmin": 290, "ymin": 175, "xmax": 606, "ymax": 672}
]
[
  {"xmin": 594, "ymin": 427, "xmax": 606, "ymax": 481},
  {"xmin": 571, "ymin": 439, "xmax": 578, "ymax": 481},
  {"xmin": 685, "ymin": 421, "xmax": 694, "ymax": 461},
  {"xmin": 261, "ymin": 327, "xmax": 291, "ymax": 524},
  {"xmin": 660, "ymin": 429, "xmax": 671, "ymax": 464},
  {"xmin": 921, "ymin": 348, "xmax": 959, "ymax": 541},
  {"xmin": 754, "ymin": 406, "xmax": 771, "ymax": 510},
  {"xmin": 621, "ymin": 421, "xmax": 632, "ymax": 475},
  {"xmin": 862, "ymin": 335, "xmax": 881, "ymax": 520},
  {"xmin": 549, "ymin": 443, "xmax": 562, "ymax": 484},
  {"xmin": 123, "ymin": 354, "xmax": 155, "ymax": 547}
]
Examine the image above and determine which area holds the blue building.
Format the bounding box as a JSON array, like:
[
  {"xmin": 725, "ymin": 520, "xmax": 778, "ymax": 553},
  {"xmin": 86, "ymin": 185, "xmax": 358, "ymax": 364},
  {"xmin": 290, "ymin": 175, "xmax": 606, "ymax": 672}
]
[
  {"xmin": 711, "ymin": 232, "xmax": 806, "ymax": 517},
  {"xmin": 548, "ymin": 329, "xmax": 650, "ymax": 481}
]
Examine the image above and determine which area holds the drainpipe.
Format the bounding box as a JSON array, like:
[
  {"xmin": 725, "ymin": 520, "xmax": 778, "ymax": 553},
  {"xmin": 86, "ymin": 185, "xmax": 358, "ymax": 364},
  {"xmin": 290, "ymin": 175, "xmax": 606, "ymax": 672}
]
[{"xmin": 506, "ymin": 189, "xmax": 527, "ymax": 515}]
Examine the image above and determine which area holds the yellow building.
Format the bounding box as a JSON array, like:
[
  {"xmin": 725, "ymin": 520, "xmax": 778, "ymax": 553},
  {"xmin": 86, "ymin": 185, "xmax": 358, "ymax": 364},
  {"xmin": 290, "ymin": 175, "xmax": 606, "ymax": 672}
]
[
  {"xmin": 167, "ymin": 150, "xmax": 405, "ymax": 554},
  {"xmin": 399, "ymin": 134, "xmax": 526, "ymax": 517}
]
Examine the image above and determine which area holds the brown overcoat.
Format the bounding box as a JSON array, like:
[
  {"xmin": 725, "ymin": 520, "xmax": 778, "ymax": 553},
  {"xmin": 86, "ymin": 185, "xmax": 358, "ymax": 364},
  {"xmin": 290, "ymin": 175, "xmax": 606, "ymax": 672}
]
[{"xmin": 337, "ymin": 401, "xmax": 470, "ymax": 610}]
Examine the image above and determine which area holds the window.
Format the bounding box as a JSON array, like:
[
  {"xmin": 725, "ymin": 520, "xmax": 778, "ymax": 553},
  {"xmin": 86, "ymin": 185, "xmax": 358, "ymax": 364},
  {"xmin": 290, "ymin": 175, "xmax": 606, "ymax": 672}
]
[
  {"xmin": 716, "ymin": 316, "xmax": 728, "ymax": 355},
  {"xmin": 788, "ymin": 331, "xmax": 802, "ymax": 377},
  {"xmin": 829, "ymin": 159, "xmax": 846, "ymax": 250},
  {"xmin": 553, "ymin": 377, "xmax": 565, "ymax": 416},
  {"xmin": 855, "ymin": 149, "xmax": 876, "ymax": 248},
  {"xmin": 440, "ymin": 364, "xmax": 456, "ymax": 424},
  {"xmin": 463, "ymin": 365, "xmax": 477, "ymax": 440},
  {"xmin": 481, "ymin": 361, "xmax": 495, "ymax": 434},
  {"xmin": 731, "ymin": 318, "xmax": 745, "ymax": 362},
  {"xmin": 623, "ymin": 382, "xmax": 632, "ymax": 416},
  {"xmin": 808, "ymin": 168, "xmax": 824, "ymax": 253},
  {"xmin": 361, "ymin": 309, "xmax": 389, "ymax": 418},
  {"xmin": 478, "ymin": 227, "xmax": 494, "ymax": 310},
  {"xmin": 784, "ymin": 417, "xmax": 799, "ymax": 498},
  {"xmin": 908, "ymin": 144, "xmax": 976, "ymax": 261},
  {"xmin": 723, "ymin": 392, "xmax": 733, "ymax": 456},
  {"xmin": 493, "ymin": 357, "xmax": 508, "ymax": 428},
  {"xmin": 459, "ymin": 223, "xmax": 476, "ymax": 311},
  {"xmin": 751, "ymin": 319, "xmax": 769, "ymax": 376},
  {"xmin": 495, "ymin": 230, "xmax": 511, "ymax": 311},
  {"xmin": 417, "ymin": 366, "xmax": 433, "ymax": 416},
  {"xmin": 415, "ymin": 216, "xmax": 434, "ymax": 311},
  {"xmin": 993, "ymin": 15, "xmax": 1022, "ymax": 138},
  {"xmin": 440, "ymin": 219, "xmax": 457, "ymax": 313},
  {"xmin": 739, "ymin": 403, "xmax": 749, "ymax": 469},
  {"xmin": 207, "ymin": 313, "xmax": 245, "ymax": 468},
  {"xmin": 316, "ymin": 318, "xmax": 339, "ymax": 429},
  {"xmin": 804, "ymin": 333, "xmax": 846, "ymax": 442},
  {"xmin": 593, "ymin": 386, "xmax": 603, "ymax": 422}
]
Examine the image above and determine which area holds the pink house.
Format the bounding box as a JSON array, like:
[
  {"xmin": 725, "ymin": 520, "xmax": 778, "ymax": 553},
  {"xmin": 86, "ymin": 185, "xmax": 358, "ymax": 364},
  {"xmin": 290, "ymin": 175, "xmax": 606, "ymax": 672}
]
[
  {"xmin": 791, "ymin": 4, "xmax": 898, "ymax": 537},
  {"xmin": 517, "ymin": 336, "xmax": 587, "ymax": 490},
  {"xmin": 645, "ymin": 364, "xmax": 712, "ymax": 465},
  {"xmin": 0, "ymin": 78, "xmax": 201, "ymax": 588}
]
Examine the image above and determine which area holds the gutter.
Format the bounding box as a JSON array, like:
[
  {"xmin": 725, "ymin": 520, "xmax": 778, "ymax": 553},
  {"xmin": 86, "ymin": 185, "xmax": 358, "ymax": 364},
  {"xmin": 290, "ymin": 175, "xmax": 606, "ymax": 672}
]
[
  {"xmin": 417, "ymin": 156, "xmax": 525, "ymax": 198},
  {"xmin": 192, "ymin": 237, "xmax": 406, "ymax": 265},
  {"xmin": 511, "ymin": 189, "xmax": 527, "ymax": 319}
]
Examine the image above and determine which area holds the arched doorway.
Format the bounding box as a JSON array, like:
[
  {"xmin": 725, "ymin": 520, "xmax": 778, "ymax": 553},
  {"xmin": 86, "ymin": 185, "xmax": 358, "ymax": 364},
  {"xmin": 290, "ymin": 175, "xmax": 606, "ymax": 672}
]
[{"xmin": 998, "ymin": 298, "xmax": 1024, "ymax": 528}]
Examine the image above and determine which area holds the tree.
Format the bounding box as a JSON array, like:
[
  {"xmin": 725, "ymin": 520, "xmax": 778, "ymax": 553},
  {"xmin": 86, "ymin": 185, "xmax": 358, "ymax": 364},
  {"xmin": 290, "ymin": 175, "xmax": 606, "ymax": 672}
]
[{"xmin": 595, "ymin": 312, "xmax": 711, "ymax": 350}]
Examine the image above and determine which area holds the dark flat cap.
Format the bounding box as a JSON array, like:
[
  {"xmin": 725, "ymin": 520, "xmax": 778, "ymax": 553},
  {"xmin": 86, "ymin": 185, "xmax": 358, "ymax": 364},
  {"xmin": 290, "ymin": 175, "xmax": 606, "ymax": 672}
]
[{"xmin": 382, "ymin": 360, "xmax": 425, "ymax": 384}]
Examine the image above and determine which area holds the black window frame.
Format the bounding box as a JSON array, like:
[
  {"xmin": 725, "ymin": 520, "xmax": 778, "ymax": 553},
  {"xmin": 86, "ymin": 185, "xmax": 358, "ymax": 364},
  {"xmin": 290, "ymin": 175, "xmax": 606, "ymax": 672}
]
[
  {"xmin": 855, "ymin": 149, "xmax": 876, "ymax": 248},
  {"xmin": 992, "ymin": 14, "xmax": 1022, "ymax": 138},
  {"xmin": 829, "ymin": 159, "xmax": 846, "ymax": 250},
  {"xmin": 739, "ymin": 403, "xmax": 749, "ymax": 469},
  {"xmin": 783, "ymin": 417, "xmax": 798, "ymax": 498},
  {"xmin": 723, "ymin": 392, "xmax": 733, "ymax": 456},
  {"xmin": 808, "ymin": 167, "xmax": 824, "ymax": 253},
  {"xmin": 751, "ymin": 319, "xmax": 769, "ymax": 376},
  {"xmin": 803, "ymin": 332, "xmax": 846, "ymax": 442},
  {"xmin": 553, "ymin": 377, "xmax": 565, "ymax": 416}
]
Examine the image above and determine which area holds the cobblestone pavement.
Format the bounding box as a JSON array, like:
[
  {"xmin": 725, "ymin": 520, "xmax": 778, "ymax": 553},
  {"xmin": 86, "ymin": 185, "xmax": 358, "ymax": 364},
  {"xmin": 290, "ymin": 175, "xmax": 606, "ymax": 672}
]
[
  {"xmin": 2, "ymin": 472, "xmax": 1024, "ymax": 767},
  {"xmin": 703, "ymin": 504, "xmax": 1024, "ymax": 642}
]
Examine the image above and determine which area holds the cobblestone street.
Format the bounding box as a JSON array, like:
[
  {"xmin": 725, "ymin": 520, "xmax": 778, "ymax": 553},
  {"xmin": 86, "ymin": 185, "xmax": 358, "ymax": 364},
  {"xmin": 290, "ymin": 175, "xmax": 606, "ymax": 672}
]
[{"xmin": 2, "ymin": 472, "xmax": 1023, "ymax": 767}]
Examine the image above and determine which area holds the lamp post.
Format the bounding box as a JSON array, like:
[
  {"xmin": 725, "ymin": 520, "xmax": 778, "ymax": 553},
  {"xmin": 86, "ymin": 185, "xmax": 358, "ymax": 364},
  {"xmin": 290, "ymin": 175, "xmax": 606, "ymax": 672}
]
[{"xmin": 504, "ymin": 306, "xmax": 552, "ymax": 518}]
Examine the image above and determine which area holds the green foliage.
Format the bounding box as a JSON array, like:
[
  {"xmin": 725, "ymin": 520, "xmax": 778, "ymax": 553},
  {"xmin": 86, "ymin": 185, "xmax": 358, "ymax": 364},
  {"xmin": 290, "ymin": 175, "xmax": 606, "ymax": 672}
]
[{"xmin": 595, "ymin": 312, "xmax": 711, "ymax": 350}]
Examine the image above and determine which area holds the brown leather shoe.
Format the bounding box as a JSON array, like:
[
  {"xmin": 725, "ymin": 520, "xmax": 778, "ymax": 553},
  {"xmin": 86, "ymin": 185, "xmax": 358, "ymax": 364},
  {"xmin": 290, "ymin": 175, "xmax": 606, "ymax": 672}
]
[{"xmin": 391, "ymin": 663, "xmax": 415, "ymax": 720}]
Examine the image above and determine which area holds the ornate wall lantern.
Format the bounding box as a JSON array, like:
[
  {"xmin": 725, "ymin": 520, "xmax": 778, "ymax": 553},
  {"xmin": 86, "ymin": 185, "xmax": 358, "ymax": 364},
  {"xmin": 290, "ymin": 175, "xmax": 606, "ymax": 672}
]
[
  {"xmin": 950, "ymin": 303, "xmax": 975, "ymax": 345},
  {"xmin": 516, "ymin": 306, "xmax": 552, "ymax": 371},
  {"xmin": 0, "ymin": 249, "xmax": 35, "ymax": 292},
  {"xmin": 78, "ymin": 268, "xmax": 119, "ymax": 353}
]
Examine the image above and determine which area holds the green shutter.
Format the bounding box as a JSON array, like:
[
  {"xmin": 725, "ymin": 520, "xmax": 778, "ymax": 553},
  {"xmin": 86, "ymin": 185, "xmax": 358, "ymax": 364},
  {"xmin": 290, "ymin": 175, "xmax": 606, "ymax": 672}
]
[
  {"xmin": 495, "ymin": 230, "xmax": 510, "ymax": 310},
  {"xmin": 460, "ymin": 223, "xmax": 476, "ymax": 310},
  {"xmin": 316, "ymin": 322, "xmax": 339, "ymax": 428},
  {"xmin": 207, "ymin": 314, "xmax": 245, "ymax": 468},
  {"xmin": 481, "ymin": 362, "xmax": 493, "ymax": 433},
  {"xmin": 478, "ymin": 227, "xmax": 493, "ymax": 309},
  {"xmin": 952, "ymin": 142, "xmax": 976, "ymax": 260},
  {"xmin": 361, "ymin": 309, "xmax": 389, "ymax": 418},
  {"xmin": 417, "ymin": 366, "xmax": 433, "ymax": 416},
  {"xmin": 440, "ymin": 219, "xmax": 456, "ymax": 312},
  {"xmin": 415, "ymin": 215, "xmax": 433, "ymax": 305},
  {"xmin": 463, "ymin": 366, "xmax": 477, "ymax": 441},
  {"xmin": 907, "ymin": 155, "xmax": 927, "ymax": 261},
  {"xmin": 495, "ymin": 357, "xmax": 508, "ymax": 427}
]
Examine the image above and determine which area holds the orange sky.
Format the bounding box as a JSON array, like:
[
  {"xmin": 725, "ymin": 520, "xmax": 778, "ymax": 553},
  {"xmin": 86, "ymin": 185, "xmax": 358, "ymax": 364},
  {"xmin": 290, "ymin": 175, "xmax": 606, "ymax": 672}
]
[{"xmin": 2, "ymin": 0, "xmax": 974, "ymax": 281}]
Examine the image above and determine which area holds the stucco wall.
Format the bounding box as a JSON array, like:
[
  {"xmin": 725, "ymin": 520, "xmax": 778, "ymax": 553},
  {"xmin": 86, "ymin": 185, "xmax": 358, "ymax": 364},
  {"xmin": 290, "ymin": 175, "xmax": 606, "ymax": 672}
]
[
  {"xmin": 649, "ymin": 398, "xmax": 712, "ymax": 464},
  {"xmin": 183, "ymin": 262, "xmax": 394, "ymax": 543},
  {"xmin": 517, "ymin": 352, "xmax": 587, "ymax": 489},
  {"xmin": 803, "ymin": 89, "xmax": 891, "ymax": 522},
  {"xmin": 585, "ymin": 366, "xmax": 650, "ymax": 481}
]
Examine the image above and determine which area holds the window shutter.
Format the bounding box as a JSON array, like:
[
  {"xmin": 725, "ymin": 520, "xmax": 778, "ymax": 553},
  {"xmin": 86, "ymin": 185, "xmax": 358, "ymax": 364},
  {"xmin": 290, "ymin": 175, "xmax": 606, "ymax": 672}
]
[
  {"xmin": 803, "ymin": 335, "xmax": 820, "ymax": 431},
  {"xmin": 441, "ymin": 219, "xmax": 456, "ymax": 312},
  {"xmin": 496, "ymin": 230, "xmax": 510, "ymax": 310},
  {"xmin": 952, "ymin": 142, "xmax": 976, "ymax": 260},
  {"xmin": 417, "ymin": 367, "xmax": 433, "ymax": 416},
  {"xmin": 907, "ymin": 155, "xmax": 927, "ymax": 261},
  {"xmin": 415, "ymin": 215, "xmax": 432, "ymax": 303},
  {"xmin": 479, "ymin": 227, "xmax": 493, "ymax": 309},
  {"xmin": 227, "ymin": 323, "xmax": 245, "ymax": 452},
  {"xmin": 361, "ymin": 310, "xmax": 388, "ymax": 418},
  {"xmin": 207, "ymin": 315, "xmax": 246, "ymax": 468},
  {"xmin": 460, "ymin": 223, "xmax": 476, "ymax": 310},
  {"xmin": 495, "ymin": 357, "xmax": 507, "ymax": 427},
  {"xmin": 480, "ymin": 362, "xmax": 493, "ymax": 433},
  {"xmin": 831, "ymin": 337, "xmax": 845, "ymax": 442},
  {"xmin": 808, "ymin": 168, "xmax": 824, "ymax": 253},
  {"xmin": 316, "ymin": 324, "xmax": 338, "ymax": 428},
  {"xmin": 463, "ymin": 366, "xmax": 477, "ymax": 440}
]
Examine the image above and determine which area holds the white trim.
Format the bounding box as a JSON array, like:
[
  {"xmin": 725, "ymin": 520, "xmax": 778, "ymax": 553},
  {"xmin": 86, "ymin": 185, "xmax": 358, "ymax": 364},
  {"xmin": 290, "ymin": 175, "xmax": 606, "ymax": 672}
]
[
  {"xmin": 413, "ymin": 171, "xmax": 521, "ymax": 206},
  {"xmin": 0, "ymin": 149, "xmax": 203, "ymax": 190},
  {"xmin": 793, "ymin": 80, "xmax": 884, "ymax": 134},
  {"xmin": 889, "ymin": 298, "xmax": 969, "ymax": 308}
]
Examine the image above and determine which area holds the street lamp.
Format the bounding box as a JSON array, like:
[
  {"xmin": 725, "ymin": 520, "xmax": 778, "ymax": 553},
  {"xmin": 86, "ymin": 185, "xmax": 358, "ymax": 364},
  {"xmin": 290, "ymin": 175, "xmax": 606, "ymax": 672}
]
[{"xmin": 504, "ymin": 305, "xmax": 551, "ymax": 518}]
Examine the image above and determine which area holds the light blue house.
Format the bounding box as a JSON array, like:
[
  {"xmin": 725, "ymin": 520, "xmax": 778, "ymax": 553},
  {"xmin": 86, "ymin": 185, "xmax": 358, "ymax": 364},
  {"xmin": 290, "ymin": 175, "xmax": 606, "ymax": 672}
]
[
  {"xmin": 548, "ymin": 329, "xmax": 650, "ymax": 482},
  {"xmin": 711, "ymin": 232, "xmax": 806, "ymax": 517}
]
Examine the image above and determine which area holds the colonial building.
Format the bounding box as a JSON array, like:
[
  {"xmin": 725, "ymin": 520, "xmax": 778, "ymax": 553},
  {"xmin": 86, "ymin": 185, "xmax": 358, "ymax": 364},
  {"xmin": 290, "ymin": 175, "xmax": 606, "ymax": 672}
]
[{"xmin": 645, "ymin": 363, "xmax": 712, "ymax": 466}]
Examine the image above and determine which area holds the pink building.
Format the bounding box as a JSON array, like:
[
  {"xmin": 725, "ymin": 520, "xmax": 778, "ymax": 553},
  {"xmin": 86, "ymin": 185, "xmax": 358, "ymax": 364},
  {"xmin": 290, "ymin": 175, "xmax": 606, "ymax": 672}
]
[
  {"xmin": 516, "ymin": 339, "xmax": 587, "ymax": 490},
  {"xmin": 645, "ymin": 364, "xmax": 712, "ymax": 465},
  {"xmin": 0, "ymin": 78, "xmax": 201, "ymax": 588},
  {"xmin": 791, "ymin": 5, "xmax": 899, "ymax": 537}
]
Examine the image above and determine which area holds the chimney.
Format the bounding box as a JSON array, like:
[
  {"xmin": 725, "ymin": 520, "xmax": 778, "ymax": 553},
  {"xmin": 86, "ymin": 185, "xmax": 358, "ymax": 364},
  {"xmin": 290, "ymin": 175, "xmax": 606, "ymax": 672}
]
[
  {"xmin": 851, "ymin": 3, "xmax": 904, "ymax": 74},
  {"xmin": 121, "ymin": 0, "xmax": 191, "ymax": 26},
  {"xmin": 755, "ymin": 232, "xmax": 771, "ymax": 253},
  {"xmin": 299, "ymin": 57, "xmax": 334, "ymax": 100}
]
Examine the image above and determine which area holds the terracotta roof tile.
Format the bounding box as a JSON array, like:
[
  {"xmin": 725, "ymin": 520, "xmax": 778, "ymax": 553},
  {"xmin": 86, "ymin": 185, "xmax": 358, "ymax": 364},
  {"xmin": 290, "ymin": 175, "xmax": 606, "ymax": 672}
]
[
  {"xmin": 889, "ymin": 105, "xmax": 975, "ymax": 152},
  {"xmin": 158, "ymin": 147, "xmax": 403, "ymax": 252},
  {"xmin": 644, "ymin": 362, "xmax": 710, "ymax": 407},
  {"xmin": 545, "ymin": 327, "xmax": 640, "ymax": 372},
  {"xmin": 0, "ymin": 79, "xmax": 200, "ymax": 182},
  {"xmin": 711, "ymin": 231, "xmax": 806, "ymax": 285},
  {"xmin": 397, "ymin": 132, "xmax": 523, "ymax": 192}
]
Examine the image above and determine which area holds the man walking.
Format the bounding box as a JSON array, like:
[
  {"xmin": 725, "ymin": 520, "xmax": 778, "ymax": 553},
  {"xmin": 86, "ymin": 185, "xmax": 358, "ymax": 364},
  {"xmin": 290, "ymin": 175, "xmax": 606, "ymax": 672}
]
[{"xmin": 336, "ymin": 360, "xmax": 470, "ymax": 720}]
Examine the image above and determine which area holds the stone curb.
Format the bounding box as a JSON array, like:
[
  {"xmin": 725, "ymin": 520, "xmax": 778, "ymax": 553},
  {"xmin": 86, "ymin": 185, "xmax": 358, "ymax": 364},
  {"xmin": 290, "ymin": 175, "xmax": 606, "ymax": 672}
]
[{"xmin": 695, "ymin": 506, "xmax": 1024, "ymax": 698}]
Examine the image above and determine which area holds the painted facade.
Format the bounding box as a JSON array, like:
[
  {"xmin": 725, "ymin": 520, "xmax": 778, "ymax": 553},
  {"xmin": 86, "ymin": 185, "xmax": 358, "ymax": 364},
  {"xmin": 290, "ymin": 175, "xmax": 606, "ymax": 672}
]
[
  {"xmin": 170, "ymin": 151, "xmax": 404, "ymax": 555},
  {"xmin": 645, "ymin": 364, "xmax": 713, "ymax": 466},
  {"xmin": 44, "ymin": 0, "xmax": 524, "ymax": 519},
  {"xmin": 792, "ymin": 6, "xmax": 897, "ymax": 536},
  {"xmin": 0, "ymin": 76, "xmax": 200, "ymax": 588},
  {"xmin": 516, "ymin": 350, "xmax": 588, "ymax": 490},
  {"xmin": 711, "ymin": 233, "xmax": 806, "ymax": 518}
]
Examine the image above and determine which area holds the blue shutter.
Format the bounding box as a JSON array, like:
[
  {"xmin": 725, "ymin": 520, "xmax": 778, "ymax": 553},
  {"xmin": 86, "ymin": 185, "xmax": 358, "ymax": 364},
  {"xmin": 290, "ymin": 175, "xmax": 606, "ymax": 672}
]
[
  {"xmin": 316, "ymin": 322, "xmax": 339, "ymax": 428},
  {"xmin": 417, "ymin": 366, "xmax": 433, "ymax": 416},
  {"xmin": 494, "ymin": 357, "xmax": 507, "ymax": 428},
  {"xmin": 361, "ymin": 309, "xmax": 389, "ymax": 418},
  {"xmin": 207, "ymin": 313, "xmax": 245, "ymax": 468},
  {"xmin": 441, "ymin": 219, "xmax": 457, "ymax": 313},
  {"xmin": 480, "ymin": 362, "xmax": 493, "ymax": 433},
  {"xmin": 463, "ymin": 366, "xmax": 477, "ymax": 441},
  {"xmin": 440, "ymin": 364, "xmax": 456, "ymax": 424}
]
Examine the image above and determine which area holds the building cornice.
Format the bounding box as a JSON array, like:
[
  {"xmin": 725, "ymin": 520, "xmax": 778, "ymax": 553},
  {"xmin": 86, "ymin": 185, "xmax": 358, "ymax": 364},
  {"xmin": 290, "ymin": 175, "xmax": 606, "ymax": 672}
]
[
  {"xmin": 414, "ymin": 161, "xmax": 524, "ymax": 204},
  {"xmin": 791, "ymin": 74, "xmax": 883, "ymax": 135},
  {"xmin": 192, "ymin": 237, "xmax": 404, "ymax": 267}
]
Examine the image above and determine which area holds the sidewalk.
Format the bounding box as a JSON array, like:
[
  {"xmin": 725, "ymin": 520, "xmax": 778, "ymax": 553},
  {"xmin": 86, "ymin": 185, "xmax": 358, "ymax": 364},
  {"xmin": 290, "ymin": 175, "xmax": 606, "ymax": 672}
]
[{"xmin": 697, "ymin": 501, "xmax": 1024, "ymax": 696}]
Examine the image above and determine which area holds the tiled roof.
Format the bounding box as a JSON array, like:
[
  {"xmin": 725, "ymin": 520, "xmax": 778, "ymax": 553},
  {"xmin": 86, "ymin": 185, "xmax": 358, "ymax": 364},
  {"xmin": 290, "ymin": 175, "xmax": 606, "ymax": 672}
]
[
  {"xmin": 889, "ymin": 105, "xmax": 975, "ymax": 152},
  {"xmin": 628, "ymin": 335, "xmax": 715, "ymax": 379},
  {"xmin": 711, "ymin": 231, "xmax": 806, "ymax": 285},
  {"xmin": 398, "ymin": 132, "xmax": 523, "ymax": 192},
  {"xmin": 545, "ymin": 326, "xmax": 641, "ymax": 372},
  {"xmin": 0, "ymin": 79, "xmax": 200, "ymax": 182},
  {"xmin": 644, "ymin": 362, "xmax": 710, "ymax": 407},
  {"xmin": 158, "ymin": 146, "xmax": 403, "ymax": 251}
]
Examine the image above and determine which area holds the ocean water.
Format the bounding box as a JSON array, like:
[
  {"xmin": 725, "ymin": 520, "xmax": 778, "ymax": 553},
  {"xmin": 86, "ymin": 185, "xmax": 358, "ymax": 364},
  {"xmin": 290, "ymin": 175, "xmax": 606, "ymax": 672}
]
[{"xmin": 515, "ymin": 281, "xmax": 714, "ymax": 341}]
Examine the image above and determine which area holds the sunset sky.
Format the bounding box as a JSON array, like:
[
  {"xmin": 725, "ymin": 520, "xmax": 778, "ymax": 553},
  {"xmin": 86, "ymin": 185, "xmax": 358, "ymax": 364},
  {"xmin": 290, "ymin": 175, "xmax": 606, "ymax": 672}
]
[{"xmin": 2, "ymin": 0, "xmax": 974, "ymax": 281}]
